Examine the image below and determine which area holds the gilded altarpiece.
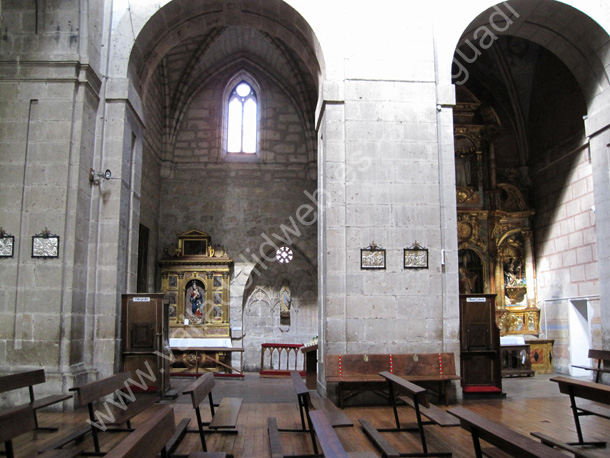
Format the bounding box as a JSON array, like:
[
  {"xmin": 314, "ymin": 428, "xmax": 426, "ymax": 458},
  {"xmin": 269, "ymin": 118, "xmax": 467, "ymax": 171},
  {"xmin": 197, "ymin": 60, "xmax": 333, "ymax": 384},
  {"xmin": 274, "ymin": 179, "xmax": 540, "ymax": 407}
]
[
  {"xmin": 159, "ymin": 230, "xmax": 236, "ymax": 375},
  {"xmin": 455, "ymin": 87, "xmax": 540, "ymax": 337},
  {"xmin": 160, "ymin": 230, "xmax": 232, "ymax": 337}
]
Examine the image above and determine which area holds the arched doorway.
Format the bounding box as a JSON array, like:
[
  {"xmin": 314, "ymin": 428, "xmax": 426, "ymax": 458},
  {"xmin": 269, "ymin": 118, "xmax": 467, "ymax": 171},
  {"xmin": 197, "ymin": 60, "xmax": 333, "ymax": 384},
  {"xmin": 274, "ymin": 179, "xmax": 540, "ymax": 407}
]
[
  {"xmin": 450, "ymin": 0, "xmax": 610, "ymax": 373},
  {"xmin": 121, "ymin": 0, "xmax": 323, "ymax": 372}
]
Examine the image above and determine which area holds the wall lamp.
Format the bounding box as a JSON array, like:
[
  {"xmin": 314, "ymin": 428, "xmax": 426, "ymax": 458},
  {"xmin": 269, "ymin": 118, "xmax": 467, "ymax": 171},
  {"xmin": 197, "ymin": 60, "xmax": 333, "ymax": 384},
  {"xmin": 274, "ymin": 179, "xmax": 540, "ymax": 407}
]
[{"xmin": 89, "ymin": 168, "xmax": 112, "ymax": 184}]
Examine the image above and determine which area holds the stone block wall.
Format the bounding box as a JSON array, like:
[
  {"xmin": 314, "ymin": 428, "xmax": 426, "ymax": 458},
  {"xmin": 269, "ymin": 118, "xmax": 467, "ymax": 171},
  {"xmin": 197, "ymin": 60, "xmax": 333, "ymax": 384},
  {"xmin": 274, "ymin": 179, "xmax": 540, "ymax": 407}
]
[{"xmin": 533, "ymin": 142, "xmax": 600, "ymax": 371}]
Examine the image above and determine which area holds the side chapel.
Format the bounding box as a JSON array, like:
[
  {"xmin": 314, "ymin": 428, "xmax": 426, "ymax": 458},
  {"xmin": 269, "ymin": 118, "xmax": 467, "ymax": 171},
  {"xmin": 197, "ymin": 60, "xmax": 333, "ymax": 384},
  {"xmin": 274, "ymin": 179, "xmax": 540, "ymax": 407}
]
[{"xmin": 455, "ymin": 87, "xmax": 539, "ymax": 337}]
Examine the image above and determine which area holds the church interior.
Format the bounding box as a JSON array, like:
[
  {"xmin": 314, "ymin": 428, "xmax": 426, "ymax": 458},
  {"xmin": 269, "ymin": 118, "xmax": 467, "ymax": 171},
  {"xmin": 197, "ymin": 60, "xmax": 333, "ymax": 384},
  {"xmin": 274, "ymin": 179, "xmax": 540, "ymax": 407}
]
[{"xmin": 2, "ymin": 0, "xmax": 610, "ymax": 456}]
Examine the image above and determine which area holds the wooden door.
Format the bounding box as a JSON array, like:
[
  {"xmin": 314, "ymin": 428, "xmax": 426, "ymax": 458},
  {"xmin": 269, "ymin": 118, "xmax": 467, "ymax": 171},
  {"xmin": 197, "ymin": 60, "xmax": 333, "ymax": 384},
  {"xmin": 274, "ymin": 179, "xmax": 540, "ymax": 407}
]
[
  {"xmin": 459, "ymin": 294, "xmax": 502, "ymax": 394},
  {"xmin": 121, "ymin": 293, "xmax": 170, "ymax": 394}
]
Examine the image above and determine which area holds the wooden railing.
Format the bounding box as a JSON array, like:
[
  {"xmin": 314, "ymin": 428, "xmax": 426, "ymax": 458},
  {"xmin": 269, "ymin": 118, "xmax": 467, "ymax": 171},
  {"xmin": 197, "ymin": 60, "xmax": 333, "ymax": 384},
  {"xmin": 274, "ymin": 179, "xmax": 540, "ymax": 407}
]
[{"xmin": 260, "ymin": 343, "xmax": 304, "ymax": 377}]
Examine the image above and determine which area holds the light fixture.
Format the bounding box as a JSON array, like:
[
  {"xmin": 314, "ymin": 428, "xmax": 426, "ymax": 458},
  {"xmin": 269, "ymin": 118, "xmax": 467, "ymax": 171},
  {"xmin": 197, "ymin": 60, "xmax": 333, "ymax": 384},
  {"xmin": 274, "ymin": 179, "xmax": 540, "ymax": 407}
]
[{"xmin": 89, "ymin": 168, "xmax": 112, "ymax": 184}]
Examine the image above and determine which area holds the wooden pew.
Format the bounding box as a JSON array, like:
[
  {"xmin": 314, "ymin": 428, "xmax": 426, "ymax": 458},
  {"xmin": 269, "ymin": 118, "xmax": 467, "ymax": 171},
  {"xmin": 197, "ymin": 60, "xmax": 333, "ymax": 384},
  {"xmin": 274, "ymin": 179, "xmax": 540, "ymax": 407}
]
[
  {"xmin": 308, "ymin": 410, "xmax": 376, "ymax": 458},
  {"xmin": 268, "ymin": 371, "xmax": 352, "ymax": 457},
  {"xmin": 572, "ymin": 349, "xmax": 610, "ymax": 383},
  {"xmin": 549, "ymin": 375, "xmax": 610, "ymax": 447},
  {"xmin": 0, "ymin": 405, "xmax": 82, "ymax": 458},
  {"xmin": 359, "ymin": 371, "xmax": 458, "ymax": 458},
  {"xmin": 0, "ymin": 369, "xmax": 72, "ymax": 431},
  {"xmin": 182, "ymin": 372, "xmax": 243, "ymax": 453},
  {"xmin": 448, "ymin": 406, "xmax": 579, "ymax": 458},
  {"xmin": 102, "ymin": 404, "xmax": 226, "ymax": 458},
  {"xmin": 104, "ymin": 405, "xmax": 175, "ymax": 458},
  {"xmin": 325, "ymin": 353, "xmax": 459, "ymax": 407},
  {"xmin": 41, "ymin": 371, "xmax": 160, "ymax": 455},
  {"xmin": 290, "ymin": 371, "xmax": 353, "ymax": 430}
]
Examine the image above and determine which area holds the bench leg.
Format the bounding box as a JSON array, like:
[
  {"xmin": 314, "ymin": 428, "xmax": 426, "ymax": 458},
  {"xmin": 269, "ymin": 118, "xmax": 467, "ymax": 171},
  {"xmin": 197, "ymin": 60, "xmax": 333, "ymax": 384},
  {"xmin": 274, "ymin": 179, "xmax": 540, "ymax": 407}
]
[{"xmin": 471, "ymin": 430, "xmax": 483, "ymax": 458}]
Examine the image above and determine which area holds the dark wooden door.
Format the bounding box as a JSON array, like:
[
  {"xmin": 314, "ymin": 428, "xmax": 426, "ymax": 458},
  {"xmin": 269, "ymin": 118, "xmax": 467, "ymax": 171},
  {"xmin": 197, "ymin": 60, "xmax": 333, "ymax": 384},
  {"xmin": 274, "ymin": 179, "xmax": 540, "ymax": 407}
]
[
  {"xmin": 459, "ymin": 294, "xmax": 502, "ymax": 394},
  {"xmin": 121, "ymin": 293, "xmax": 170, "ymax": 394}
]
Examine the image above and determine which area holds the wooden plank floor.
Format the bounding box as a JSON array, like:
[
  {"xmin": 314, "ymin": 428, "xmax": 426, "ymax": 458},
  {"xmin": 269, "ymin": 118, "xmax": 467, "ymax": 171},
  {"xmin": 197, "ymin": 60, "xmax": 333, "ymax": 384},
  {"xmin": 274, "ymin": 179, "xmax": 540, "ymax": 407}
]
[{"xmin": 4, "ymin": 373, "xmax": 610, "ymax": 457}]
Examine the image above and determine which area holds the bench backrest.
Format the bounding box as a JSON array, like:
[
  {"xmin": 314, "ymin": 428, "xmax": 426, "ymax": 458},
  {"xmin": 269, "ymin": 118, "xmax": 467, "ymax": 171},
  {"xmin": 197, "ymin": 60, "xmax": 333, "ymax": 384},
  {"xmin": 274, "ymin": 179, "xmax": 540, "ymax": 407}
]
[
  {"xmin": 551, "ymin": 376, "xmax": 610, "ymax": 405},
  {"xmin": 0, "ymin": 369, "xmax": 46, "ymax": 393},
  {"xmin": 325, "ymin": 353, "xmax": 456, "ymax": 378},
  {"xmin": 183, "ymin": 372, "xmax": 216, "ymax": 408},
  {"xmin": 70, "ymin": 372, "xmax": 132, "ymax": 406},
  {"xmin": 588, "ymin": 349, "xmax": 610, "ymax": 361},
  {"xmin": 0, "ymin": 405, "xmax": 35, "ymax": 444},
  {"xmin": 325, "ymin": 354, "xmax": 392, "ymax": 378},
  {"xmin": 308, "ymin": 410, "xmax": 349, "ymax": 458},
  {"xmin": 448, "ymin": 406, "xmax": 567, "ymax": 458},
  {"xmin": 394, "ymin": 353, "xmax": 457, "ymax": 376},
  {"xmin": 290, "ymin": 371, "xmax": 309, "ymax": 397},
  {"xmin": 104, "ymin": 405, "xmax": 175, "ymax": 458},
  {"xmin": 379, "ymin": 371, "xmax": 429, "ymax": 408}
]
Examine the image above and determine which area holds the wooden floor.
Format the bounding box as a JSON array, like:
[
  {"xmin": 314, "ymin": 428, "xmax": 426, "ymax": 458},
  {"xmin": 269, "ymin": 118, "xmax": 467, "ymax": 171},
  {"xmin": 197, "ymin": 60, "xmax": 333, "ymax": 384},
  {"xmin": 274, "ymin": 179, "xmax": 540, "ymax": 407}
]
[{"xmin": 5, "ymin": 373, "xmax": 610, "ymax": 457}]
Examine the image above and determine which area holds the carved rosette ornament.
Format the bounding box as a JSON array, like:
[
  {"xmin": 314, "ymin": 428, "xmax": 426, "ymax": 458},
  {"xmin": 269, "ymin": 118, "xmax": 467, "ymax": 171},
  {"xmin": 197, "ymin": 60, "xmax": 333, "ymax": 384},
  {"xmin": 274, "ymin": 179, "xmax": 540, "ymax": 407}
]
[{"xmin": 457, "ymin": 213, "xmax": 485, "ymax": 249}]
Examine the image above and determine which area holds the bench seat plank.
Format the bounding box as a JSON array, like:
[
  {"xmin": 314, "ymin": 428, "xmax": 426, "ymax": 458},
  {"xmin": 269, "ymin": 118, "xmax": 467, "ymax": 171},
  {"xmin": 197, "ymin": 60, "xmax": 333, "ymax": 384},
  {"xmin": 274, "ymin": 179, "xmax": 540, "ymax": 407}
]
[
  {"xmin": 530, "ymin": 432, "xmax": 598, "ymax": 458},
  {"xmin": 188, "ymin": 453, "xmax": 228, "ymax": 458},
  {"xmin": 310, "ymin": 394, "xmax": 353, "ymax": 427},
  {"xmin": 38, "ymin": 446, "xmax": 85, "ymax": 458},
  {"xmin": 208, "ymin": 397, "xmax": 243, "ymax": 429},
  {"xmin": 448, "ymin": 406, "xmax": 568, "ymax": 458},
  {"xmin": 106, "ymin": 394, "xmax": 159, "ymax": 426},
  {"xmin": 30, "ymin": 394, "xmax": 73, "ymax": 410},
  {"xmin": 309, "ymin": 410, "xmax": 350, "ymax": 458},
  {"xmin": 267, "ymin": 417, "xmax": 285, "ymax": 458},
  {"xmin": 398, "ymin": 396, "xmax": 460, "ymax": 427},
  {"xmin": 104, "ymin": 405, "xmax": 174, "ymax": 458},
  {"xmin": 359, "ymin": 418, "xmax": 400, "ymax": 458}
]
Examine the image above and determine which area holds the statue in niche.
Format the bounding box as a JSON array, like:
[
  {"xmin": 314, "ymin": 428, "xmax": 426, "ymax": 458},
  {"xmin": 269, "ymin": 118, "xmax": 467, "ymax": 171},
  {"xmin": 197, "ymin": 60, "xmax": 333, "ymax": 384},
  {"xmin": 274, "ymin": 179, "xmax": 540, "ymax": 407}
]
[
  {"xmin": 503, "ymin": 257, "xmax": 523, "ymax": 286},
  {"xmin": 280, "ymin": 280, "xmax": 292, "ymax": 317},
  {"xmin": 280, "ymin": 279, "xmax": 291, "ymax": 328},
  {"xmin": 458, "ymin": 249, "xmax": 483, "ymax": 294},
  {"xmin": 455, "ymin": 153, "xmax": 472, "ymax": 187},
  {"xmin": 187, "ymin": 281, "xmax": 204, "ymax": 324},
  {"xmin": 459, "ymin": 265, "xmax": 478, "ymax": 294}
]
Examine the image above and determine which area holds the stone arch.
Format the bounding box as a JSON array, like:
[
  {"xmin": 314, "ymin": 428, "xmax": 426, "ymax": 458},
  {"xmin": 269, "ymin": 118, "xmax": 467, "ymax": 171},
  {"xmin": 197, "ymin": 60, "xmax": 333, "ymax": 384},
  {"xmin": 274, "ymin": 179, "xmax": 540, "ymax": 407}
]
[
  {"xmin": 121, "ymin": 0, "xmax": 324, "ymax": 94},
  {"xmin": 449, "ymin": 1, "xmax": 610, "ymax": 114}
]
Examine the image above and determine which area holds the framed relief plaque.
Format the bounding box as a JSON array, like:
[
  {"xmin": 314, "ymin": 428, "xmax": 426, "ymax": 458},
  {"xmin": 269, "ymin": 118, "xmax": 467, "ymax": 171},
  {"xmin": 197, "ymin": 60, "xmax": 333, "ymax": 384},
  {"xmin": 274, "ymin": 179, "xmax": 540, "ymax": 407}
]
[
  {"xmin": 32, "ymin": 229, "xmax": 60, "ymax": 258},
  {"xmin": 404, "ymin": 242, "xmax": 428, "ymax": 269},
  {"xmin": 361, "ymin": 243, "xmax": 386, "ymax": 270},
  {"xmin": 0, "ymin": 229, "xmax": 14, "ymax": 257}
]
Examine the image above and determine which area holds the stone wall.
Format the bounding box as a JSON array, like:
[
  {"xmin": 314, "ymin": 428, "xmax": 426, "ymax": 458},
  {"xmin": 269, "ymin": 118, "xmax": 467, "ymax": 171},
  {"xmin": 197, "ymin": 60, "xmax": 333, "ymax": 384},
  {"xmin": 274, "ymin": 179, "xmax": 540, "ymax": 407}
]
[
  {"xmin": 157, "ymin": 62, "xmax": 317, "ymax": 370},
  {"xmin": 533, "ymin": 141, "xmax": 599, "ymax": 371}
]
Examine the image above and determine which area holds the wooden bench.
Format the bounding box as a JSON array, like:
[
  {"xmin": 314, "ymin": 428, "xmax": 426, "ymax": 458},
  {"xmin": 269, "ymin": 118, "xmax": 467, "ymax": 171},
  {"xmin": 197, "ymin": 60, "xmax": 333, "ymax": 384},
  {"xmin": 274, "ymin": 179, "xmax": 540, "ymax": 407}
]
[
  {"xmin": 550, "ymin": 375, "xmax": 610, "ymax": 447},
  {"xmin": 359, "ymin": 371, "xmax": 459, "ymax": 458},
  {"xmin": 268, "ymin": 371, "xmax": 352, "ymax": 457},
  {"xmin": 325, "ymin": 353, "xmax": 459, "ymax": 407},
  {"xmin": 448, "ymin": 406, "xmax": 578, "ymax": 458},
  {"xmin": 0, "ymin": 369, "xmax": 72, "ymax": 431},
  {"xmin": 530, "ymin": 432, "xmax": 597, "ymax": 458},
  {"xmin": 102, "ymin": 404, "xmax": 226, "ymax": 458},
  {"xmin": 41, "ymin": 371, "xmax": 160, "ymax": 455},
  {"xmin": 182, "ymin": 372, "xmax": 243, "ymax": 453},
  {"xmin": 309, "ymin": 410, "xmax": 376, "ymax": 458},
  {"xmin": 572, "ymin": 349, "xmax": 610, "ymax": 383},
  {"xmin": 0, "ymin": 404, "xmax": 83, "ymax": 458}
]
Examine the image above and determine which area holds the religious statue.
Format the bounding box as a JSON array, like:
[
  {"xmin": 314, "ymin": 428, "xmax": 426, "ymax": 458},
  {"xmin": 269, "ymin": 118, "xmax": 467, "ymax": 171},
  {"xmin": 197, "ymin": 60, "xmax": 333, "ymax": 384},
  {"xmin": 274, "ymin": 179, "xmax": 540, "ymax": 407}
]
[
  {"xmin": 280, "ymin": 280, "xmax": 291, "ymax": 318},
  {"xmin": 189, "ymin": 282, "xmax": 203, "ymax": 318},
  {"xmin": 459, "ymin": 265, "xmax": 478, "ymax": 294},
  {"xmin": 503, "ymin": 258, "xmax": 522, "ymax": 286}
]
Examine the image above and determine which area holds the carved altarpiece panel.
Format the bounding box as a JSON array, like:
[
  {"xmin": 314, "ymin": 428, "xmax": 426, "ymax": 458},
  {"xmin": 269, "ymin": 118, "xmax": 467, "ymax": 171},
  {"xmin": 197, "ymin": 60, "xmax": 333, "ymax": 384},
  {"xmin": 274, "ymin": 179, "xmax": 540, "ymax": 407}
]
[{"xmin": 455, "ymin": 87, "xmax": 540, "ymax": 337}]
